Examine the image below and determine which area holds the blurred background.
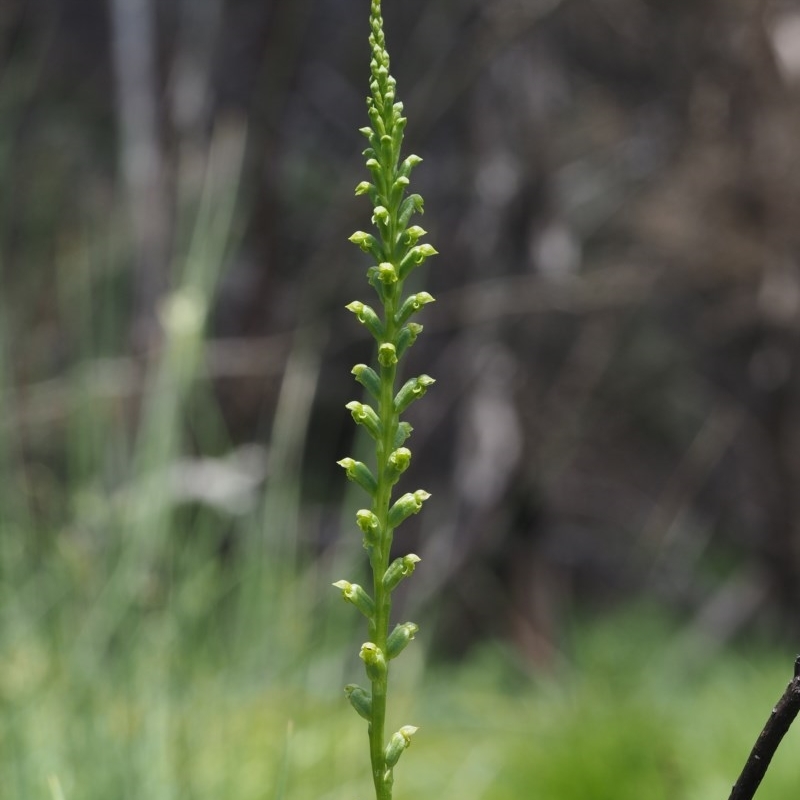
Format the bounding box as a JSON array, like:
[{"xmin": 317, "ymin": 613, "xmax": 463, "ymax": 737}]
[{"xmin": 3, "ymin": 0, "xmax": 800, "ymax": 797}]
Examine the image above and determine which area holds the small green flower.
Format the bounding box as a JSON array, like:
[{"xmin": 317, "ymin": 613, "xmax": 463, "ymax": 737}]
[
  {"xmin": 355, "ymin": 509, "xmax": 381, "ymax": 549},
  {"xmin": 388, "ymin": 490, "xmax": 431, "ymax": 529},
  {"xmin": 337, "ymin": 457, "xmax": 378, "ymax": 496},
  {"xmin": 396, "ymin": 323, "xmax": 423, "ymax": 358},
  {"xmin": 332, "ymin": 580, "xmax": 376, "ymax": 619},
  {"xmin": 359, "ymin": 642, "xmax": 387, "ymax": 683},
  {"xmin": 349, "ymin": 230, "xmax": 383, "ymax": 260},
  {"xmin": 384, "ymin": 725, "xmax": 419, "ymax": 769},
  {"xmin": 352, "ymin": 363, "xmax": 382, "ymax": 400},
  {"xmin": 378, "ymin": 343, "xmax": 398, "ymax": 368},
  {"xmin": 345, "ymin": 401, "xmax": 381, "ymax": 440},
  {"xmin": 396, "ymin": 292, "xmax": 435, "ymax": 325},
  {"xmin": 345, "ymin": 300, "xmax": 384, "ymax": 340},
  {"xmin": 398, "ymin": 243, "xmax": 438, "ymax": 280},
  {"xmin": 386, "ymin": 447, "xmax": 412, "ymax": 482},
  {"xmin": 383, "ymin": 554, "xmax": 421, "ymax": 591},
  {"xmin": 394, "ymin": 375, "xmax": 435, "ymax": 414},
  {"xmin": 376, "ymin": 262, "xmax": 398, "ymax": 285}
]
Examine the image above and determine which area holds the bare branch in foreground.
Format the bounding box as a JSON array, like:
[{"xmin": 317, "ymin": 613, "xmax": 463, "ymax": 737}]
[{"xmin": 728, "ymin": 656, "xmax": 800, "ymax": 800}]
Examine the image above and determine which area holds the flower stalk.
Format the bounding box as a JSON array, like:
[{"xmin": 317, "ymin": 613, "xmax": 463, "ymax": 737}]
[{"xmin": 334, "ymin": 2, "xmax": 436, "ymax": 798}]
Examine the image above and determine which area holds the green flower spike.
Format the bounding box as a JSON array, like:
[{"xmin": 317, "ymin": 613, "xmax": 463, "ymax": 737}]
[{"xmin": 335, "ymin": 2, "xmax": 436, "ymax": 798}]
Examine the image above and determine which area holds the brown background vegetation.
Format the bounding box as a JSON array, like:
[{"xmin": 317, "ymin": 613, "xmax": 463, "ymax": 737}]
[{"xmin": 3, "ymin": 0, "xmax": 800, "ymax": 665}]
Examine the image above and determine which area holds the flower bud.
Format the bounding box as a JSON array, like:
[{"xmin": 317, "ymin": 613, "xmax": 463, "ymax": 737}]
[
  {"xmin": 394, "ymin": 375, "xmax": 435, "ymax": 414},
  {"xmin": 390, "ymin": 176, "xmax": 410, "ymax": 203},
  {"xmin": 398, "ymin": 154, "xmax": 422, "ymax": 179},
  {"xmin": 388, "ymin": 490, "xmax": 431, "ymax": 529},
  {"xmin": 383, "ymin": 553, "xmax": 421, "ymax": 591},
  {"xmin": 346, "ymin": 401, "xmax": 381, "ymax": 440},
  {"xmin": 398, "ymin": 194, "xmax": 424, "ymax": 230},
  {"xmin": 380, "ymin": 134, "xmax": 394, "ymax": 162},
  {"xmin": 378, "ymin": 343, "xmax": 398, "ymax": 368},
  {"xmin": 384, "ymin": 726, "xmax": 418, "ymax": 769},
  {"xmin": 386, "ymin": 622, "xmax": 419, "ymax": 659},
  {"xmin": 332, "ymin": 580, "xmax": 376, "ymax": 618},
  {"xmin": 396, "ymin": 292, "xmax": 435, "ymax": 325},
  {"xmin": 367, "ymin": 106, "xmax": 385, "ymax": 136},
  {"xmin": 394, "ymin": 421, "xmax": 413, "ymax": 447},
  {"xmin": 337, "ymin": 458, "xmax": 377, "ymax": 496},
  {"xmin": 359, "ymin": 642, "xmax": 387, "ymax": 682},
  {"xmin": 345, "ymin": 301, "xmax": 384, "ymax": 341},
  {"xmin": 351, "ymin": 363, "xmax": 381, "ymax": 400},
  {"xmin": 387, "ymin": 447, "xmax": 412, "ymax": 481},
  {"xmin": 392, "ymin": 117, "xmax": 407, "ymax": 153},
  {"xmin": 344, "ymin": 684, "xmax": 372, "ymax": 721},
  {"xmin": 366, "ymin": 160, "xmax": 384, "ymax": 189},
  {"xmin": 396, "ymin": 323, "xmax": 423, "ymax": 358},
  {"xmin": 356, "ymin": 509, "xmax": 381, "ymax": 547}
]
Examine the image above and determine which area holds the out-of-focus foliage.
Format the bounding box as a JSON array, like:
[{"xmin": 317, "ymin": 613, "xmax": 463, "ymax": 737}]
[
  {"xmin": 3, "ymin": 605, "xmax": 799, "ymax": 799},
  {"xmin": 2, "ymin": 0, "xmax": 800, "ymax": 795},
  {"xmin": 1, "ymin": 0, "xmax": 800, "ymax": 738}
]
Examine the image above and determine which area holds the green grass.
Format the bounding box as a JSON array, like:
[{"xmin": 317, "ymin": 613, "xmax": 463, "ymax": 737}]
[{"xmin": 1, "ymin": 598, "xmax": 797, "ymax": 799}]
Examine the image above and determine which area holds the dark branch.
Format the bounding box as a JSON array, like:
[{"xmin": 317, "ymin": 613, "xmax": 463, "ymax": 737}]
[{"xmin": 728, "ymin": 656, "xmax": 800, "ymax": 800}]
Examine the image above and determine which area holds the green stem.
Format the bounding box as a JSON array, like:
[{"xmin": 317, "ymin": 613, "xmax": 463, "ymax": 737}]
[{"xmin": 369, "ymin": 296, "xmax": 399, "ymax": 800}]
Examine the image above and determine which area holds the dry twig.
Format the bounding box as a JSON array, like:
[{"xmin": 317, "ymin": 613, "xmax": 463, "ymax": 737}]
[{"xmin": 728, "ymin": 656, "xmax": 800, "ymax": 800}]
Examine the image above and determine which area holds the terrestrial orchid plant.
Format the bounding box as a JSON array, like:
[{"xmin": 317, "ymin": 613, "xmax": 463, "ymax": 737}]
[{"xmin": 333, "ymin": 1, "xmax": 437, "ymax": 798}]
